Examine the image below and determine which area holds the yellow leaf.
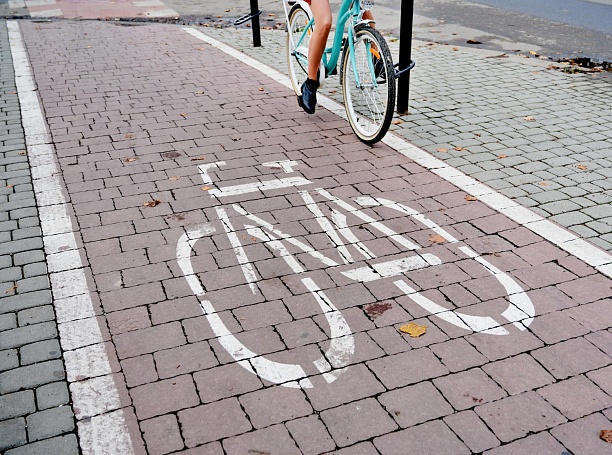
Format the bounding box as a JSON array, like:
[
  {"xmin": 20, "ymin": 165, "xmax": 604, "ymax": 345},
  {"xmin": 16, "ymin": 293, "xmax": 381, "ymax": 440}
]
[
  {"xmin": 465, "ymin": 195, "xmax": 478, "ymax": 201},
  {"xmin": 436, "ymin": 148, "xmax": 448, "ymax": 153},
  {"xmin": 537, "ymin": 181, "xmax": 552, "ymax": 186},
  {"xmin": 392, "ymin": 120, "xmax": 404, "ymax": 125},
  {"xmin": 576, "ymin": 164, "xmax": 587, "ymax": 170},
  {"xmin": 452, "ymin": 47, "xmax": 459, "ymax": 51},
  {"xmin": 121, "ymin": 157, "xmax": 137, "ymax": 163},
  {"xmin": 201, "ymin": 186, "xmax": 211, "ymax": 191},
  {"xmin": 180, "ymin": 113, "xmax": 187, "ymax": 118},
  {"xmin": 528, "ymin": 50, "xmax": 538, "ymax": 55},
  {"xmin": 399, "ymin": 322, "xmax": 427, "ymax": 337},
  {"xmin": 497, "ymin": 154, "xmax": 507, "ymax": 159},
  {"xmin": 429, "ymin": 234, "xmax": 446, "ymax": 244},
  {"xmin": 524, "ymin": 116, "xmax": 535, "ymax": 121},
  {"xmin": 258, "ymin": 87, "xmax": 265, "ymax": 91},
  {"xmin": 6, "ymin": 184, "xmax": 13, "ymax": 188},
  {"xmin": 454, "ymin": 147, "xmax": 465, "ymax": 151},
  {"xmin": 125, "ymin": 134, "xmax": 135, "ymax": 138},
  {"xmin": 143, "ymin": 199, "xmax": 161, "ymax": 207},
  {"xmin": 601, "ymin": 429, "xmax": 612, "ymax": 443},
  {"xmin": 17, "ymin": 151, "xmax": 26, "ymax": 155}
]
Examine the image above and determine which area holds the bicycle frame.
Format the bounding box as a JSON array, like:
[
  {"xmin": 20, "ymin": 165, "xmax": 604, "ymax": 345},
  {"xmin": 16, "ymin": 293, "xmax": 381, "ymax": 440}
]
[{"xmin": 284, "ymin": 0, "xmax": 374, "ymax": 85}]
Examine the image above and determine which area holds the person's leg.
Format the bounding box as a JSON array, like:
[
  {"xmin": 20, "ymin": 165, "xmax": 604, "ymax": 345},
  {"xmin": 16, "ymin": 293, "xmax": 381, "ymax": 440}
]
[{"xmin": 307, "ymin": 0, "xmax": 332, "ymax": 80}]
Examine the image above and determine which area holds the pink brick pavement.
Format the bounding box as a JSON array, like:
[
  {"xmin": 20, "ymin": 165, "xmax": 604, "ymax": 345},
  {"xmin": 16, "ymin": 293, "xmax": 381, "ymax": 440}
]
[{"xmin": 18, "ymin": 20, "xmax": 612, "ymax": 454}]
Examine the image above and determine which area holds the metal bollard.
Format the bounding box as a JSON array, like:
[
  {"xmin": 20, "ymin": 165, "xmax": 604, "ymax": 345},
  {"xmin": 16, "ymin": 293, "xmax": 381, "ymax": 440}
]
[
  {"xmin": 396, "ymin": 0, "xmax": 415, "ymax": 114},
  {"xmin": 234, "ymin": 0, "xmax": 262, "ymax": 47}
]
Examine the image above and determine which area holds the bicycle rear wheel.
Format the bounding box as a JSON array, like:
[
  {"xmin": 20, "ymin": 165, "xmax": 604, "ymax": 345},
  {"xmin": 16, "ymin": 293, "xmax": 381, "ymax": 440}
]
[
  {"xmin": 341, "ymin": 25, "xmax": 396, "ymax": 145},
  {"xmin": 287, "ymin": 4, "xmax": 312, "ymax": 96}
]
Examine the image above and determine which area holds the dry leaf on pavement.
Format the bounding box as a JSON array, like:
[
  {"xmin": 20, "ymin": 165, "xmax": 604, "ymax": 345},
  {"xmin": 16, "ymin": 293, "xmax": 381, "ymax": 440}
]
[
  {"xmin": 399, "ymin": 322, "xmax": 427, "ymax": 337},
  {"xmin": 4, "ymin": 282, "xmax": 17, "ymax": 294},
  {"xmin": 600, "ymin": 430, "xmax": 612, "ymax": 443},
  {"xmin": 537, "ymin": 181, "xmax": 552, "ymax": 186},
  {"xmin": 180, "ymin": 113, "xmax": 187, "ymax": 118},
  {"xmin": 524, "ymin": 116, "xmax": 535, "ymax": 121},
  {"xmin": 17, "ymin": 151, "xmax": 26, "ymax": 155},
  {"xmin": 497, "ymin": 154, "xmax": 507, "ymax": 159},
  {"xmin": 466, "ymin": 39, "xmax": 482, "ymax": 44},
  {"xmin": 190, "ymin": 156, "xmax": 207, "ymax": 161},
  {"xmin": 392, "ymin": 120, "xmax": 404, "ymax": 125},
  {"xmin": 169, "ymin": 176, "xmax": 181, "ymax": 181},
  {"xmin": 125, "ymin": 134, "xmax": 135, "ymax": 138},
  {"xmin": 258, "ymin": 87, "xmax": 265, "ymax": 91},
  {"xmin": 201, "ymin": 186, "xmax": 211, "ymax": 191},
  {"xmin": 436, "ymin": 148, "xmax": 448, "ymax": 153},
  {"xmin": 528, "ymin": 50, "xmax": 538, "ymax": 55},
  {"xmin": 143, "ymin": 199, "xmax": 161, "ymax": 208},
  {"xmin": 454, "ymin": 147, "xmax": 465, "ymax": 151},
  {"xmin": 576, "ymin": 164, "xmax": 587, "ymax": 170},
  {"xmin": 121, "ymin": 157, "xmax": 137, "ymax": 163},
  {"xmin": 429, "ymin": 234, "xmax": 446, "ymax": 244},
  {"xmin": 465, "ymin": 195, "xmax": 478, "ymax": 201}
]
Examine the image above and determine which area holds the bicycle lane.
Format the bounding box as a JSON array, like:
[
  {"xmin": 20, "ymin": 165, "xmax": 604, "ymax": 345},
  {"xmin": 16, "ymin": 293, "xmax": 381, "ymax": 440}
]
[{"xmin": 12, "ymin": 19, "xmax": 612, "ymax": 454}]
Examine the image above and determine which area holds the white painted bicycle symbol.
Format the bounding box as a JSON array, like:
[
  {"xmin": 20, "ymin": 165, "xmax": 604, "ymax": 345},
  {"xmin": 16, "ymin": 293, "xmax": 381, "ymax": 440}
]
[{"xmin": 176, "ymin": 160, "xmax": 535, "ymax": 388}]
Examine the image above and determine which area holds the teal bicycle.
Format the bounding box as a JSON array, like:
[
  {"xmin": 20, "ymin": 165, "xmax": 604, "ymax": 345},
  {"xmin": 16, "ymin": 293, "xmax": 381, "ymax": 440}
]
[{"xmin": 284, "ymin": 0, "xmax": 411, "ymax": 144}]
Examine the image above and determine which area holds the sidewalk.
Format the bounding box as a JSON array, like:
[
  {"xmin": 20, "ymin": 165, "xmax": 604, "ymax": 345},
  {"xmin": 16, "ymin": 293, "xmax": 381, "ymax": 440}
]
[{"xmin": 0, "ymin": 18, "xmax": 611, "ymax": 455}]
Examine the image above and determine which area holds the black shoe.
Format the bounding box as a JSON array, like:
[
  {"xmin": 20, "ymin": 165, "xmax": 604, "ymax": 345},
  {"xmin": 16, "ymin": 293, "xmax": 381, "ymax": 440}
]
[
  {"xmin": 297, "ymin": 78, "xmax": 319, "ymax": 114},
  {"xmin": 373, "ymin": 56, "xmax": 386, "ymax": 83}
]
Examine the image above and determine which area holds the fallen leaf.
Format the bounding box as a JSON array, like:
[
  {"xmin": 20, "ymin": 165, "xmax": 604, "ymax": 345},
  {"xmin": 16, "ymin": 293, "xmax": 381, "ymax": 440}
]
[
  {"xmin": 17, "ymin": 151, "xmax": 26, "ymax": 155},
  {"xmin": 436, "ymin": 148, "xmax": 448, "ymax": 153},
  {"xmin": 169, "ymin": 176, "xmax": 181, "ymax": 181},
  {"xmin": 452, "ymin": 47, "xmax": 459, "ymax": 51},
  {"xmin": 474, "ymin": 133, "xmax": 481, "ymax": 137},
  {"xmin": 429, "ymin": 234, "xmax": 446, "ymax": 244},
  {"xmin": 180, "ymin": 113, "xmax": 187, "ymax": 118},
  {"xmin": 197, "ymin": 47, "xmax": 205, "ymax": 51},
  {"xmin": 601, "ymin": 430, "xmax": 612, "ymax": 443},
  {"xmin": 537, "ymin": 181, "xmax": 552, "ymax": 186},
  {"xmin": 6, "ymin": 184, "xmax": 13, "ymax": 188},
  {"xmin": 225, "ymin": 9, "xmax": 230, "ymax": 12},
  {"xmin": 121, "ymin": 157, "xmax": 137, "ymax": 162},
  {"xmin": 399, "ymin": 322, "xmax": 427, "ymax": 337},
  {"xmin": 528, "ymin": 50, "xmax": 538, "ymax": 55},
  {"xmin": 497, "ymin": 154, "xmax": 508, "ymax": 159},
  {"xmin": 125, "ymin": 134, "xmax": 135, "ymax": 139},
  {"xmin": 231, "ymin": 137, "xmax": 241, "ymax": 141},
  {"xmin": 576, "ymin": 164, "xmax": 587, "ymax": 170},
  {"xmin": 524, "ymin": 116, "xmax": 535, "ymax": 121},
  {"xmin": 190, "ymin": 156, "xmax": 207, "ymax": 161},
  {"xmin": 465, "ymin": 195, "xmax": 478, "ymax": 201},
  {"xmin": 143, "ymin": 199, "xmax": 161, "ymax": 207},
  {"xmin": 195, "ymin": 91, "xmax": 204, "ymax": 95},
  {"xmin": 569, "ymin": 84, "xmax": 576, "ymax": 88},
  {"xmin": 201, "ymin": 186, "xmax": 211, "ymax": 191},
  {"xmin": 258, "ymin": 87, "xmax": 265, "ymax": 91},
  {"xmin": 466, "ymin": 39, "xmax": 482, "ymax": 44},
  {"xmin": 329, "ymin": 90, "xmax": 337, "ymax": 94},
  {"xmin": 392, "ymin": 120, "xmax": 404, "ymax": 125},
  {"xmin": 4, "ymin": 283, "xmax": 18, "ymax": 293},
  {"xmin": 454, "ymin": 147, "xmax": 465, "ymax": 151}
]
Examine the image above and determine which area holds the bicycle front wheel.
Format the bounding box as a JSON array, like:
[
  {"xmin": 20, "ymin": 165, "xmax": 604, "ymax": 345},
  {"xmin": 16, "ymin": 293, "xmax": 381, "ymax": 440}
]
[
  {"xmin": 287, "ymin": 4, "xmax": 312, "ymax": 96},
  {"xmin": 341, "ymin": 25, "xmax": 396, "ymax": 145}
]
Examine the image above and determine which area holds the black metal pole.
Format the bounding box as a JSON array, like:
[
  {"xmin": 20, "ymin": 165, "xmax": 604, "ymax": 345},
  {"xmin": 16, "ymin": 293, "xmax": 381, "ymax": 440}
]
[
  {"xmin": 250, "ymin": 0, "xmax": 262, "ymax": 47},
  {"xmin": 397, "ymin": 0, "xmax": 414, "ymax": 114}
]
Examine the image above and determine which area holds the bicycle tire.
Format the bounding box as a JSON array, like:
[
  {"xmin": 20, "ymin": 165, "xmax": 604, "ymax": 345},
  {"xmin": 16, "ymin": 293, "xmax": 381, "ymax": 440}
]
[
  {"xmin": 286, "ymin": 4, "xmax": 311, "ymax": 96},
  {"xmin": 341, "ymin": 25, "xmax": 396, "ymax": 145}
]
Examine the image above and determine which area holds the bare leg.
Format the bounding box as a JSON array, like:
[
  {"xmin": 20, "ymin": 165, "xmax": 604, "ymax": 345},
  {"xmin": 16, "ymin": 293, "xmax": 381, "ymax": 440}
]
[{"xmin": 308, "ymin": 0, "xmax": 332, "ymax": 81}]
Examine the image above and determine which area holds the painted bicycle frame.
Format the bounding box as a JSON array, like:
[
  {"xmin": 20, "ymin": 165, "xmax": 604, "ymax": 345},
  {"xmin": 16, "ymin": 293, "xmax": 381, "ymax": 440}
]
[{"xmin": 284, "ymin": 0, "xmax": 378, "ymax": 88}]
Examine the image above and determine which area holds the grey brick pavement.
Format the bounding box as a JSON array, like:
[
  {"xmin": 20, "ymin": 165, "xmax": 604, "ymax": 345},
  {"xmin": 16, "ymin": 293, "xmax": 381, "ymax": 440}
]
[
  {"xmin": 0, "ymin": 20, "xmax": 78, "ymax": 454},
  {"xmin": 203, "ymin": 26, "xmax": 612, "ymax": 252}
]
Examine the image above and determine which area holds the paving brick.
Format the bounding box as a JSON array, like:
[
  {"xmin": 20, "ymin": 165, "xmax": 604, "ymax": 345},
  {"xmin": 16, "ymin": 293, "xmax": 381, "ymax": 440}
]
[
  {"xmin": 550, "ymin": 413, "xmax": 612, "ymax": 455},
  {"xmin": 194, "ymin": 362, "xmax": 263, "ymax": 403},
  {"xmin": 321, "ymin": 398, "xmax": 398, "ymax": 447},
  {"xmin": 132, "ymin": 374, "xmax": 200, "ymax": 420},
  {"xmin": 585, "ymin": 330, "xmax": 612, "ymax": 357},
  {"xmin": 3, "ymin": 434, "xmax": 79, "ymax": 455},
  {"xmin": 0, "ymin": 349, "xmax": 19, "ymax": 372},
  {"xmin": 532, "ymin": 337, "xmax": 611, "ymax": 379},
  {"xmin": 367, "ymin": 326, "xmax": 412, "ymax": 355},
  {"xmin": 154, "ymin": 341, "xmax": 218, "ymax": 379},
  {"xmin": 564, "ymin": 299, "xmax": 612, "ymax": 332},
  {"xmin": 374, "ymin": 419, "xmax": 470, "ymax": 455},
  {"xmin": 17, "ymin": 305, "xmax": 54, "ymax": 326},
  {"xmin": 0, "ymin": 359, "xmax": 65, "ymax": 393},
  {"xmin": 114, "ymin": 322, "xmax": 186, "ymax": 359},
  {"xmin": 466, "ymin": 328, "xmax": 544, "ymax": 361},
  {"xmin": 285, "ymin": 415, "xmax": 336, "ymax": 455},
  {"xmin": 0, "ymin": 312, "xmax": 17, "ymax": 331},
  {"xmin": 26, "ymin": 406, "xmax": 75, "ymax": 442},
  {"xmin": 0, "ymin": 390, "xmax": 35, "ymax": 420},
  {"xmin": 434, "ymin": 368, "xmax": 507, "ymax": 410},
  {"xmin": 429, "ymin": 337, "xmax": 488, "ymax": 372},
  {"xmin": 557, "ymin": 275, "xmax": 612, "ymax": 304},
  {"xmin": 379, "ymin": 381, "xmax": 453, "ymax": 428},
  {"xmin": 367, "ymin": 347, "xmax": 449, "ymax": 389},
  {"xmin": 178, "ymin": 398, "xmax": 252, "ymax": 448},
  {"xmin": 303, "ymin": 363, "xmax": 385, "ymax": 411},
  {"xmin": 0, "ymin": 290, "xmax": 52, "ymax": 315},
  {"xmin": 482, "ymin": 353, "xmax": 555, "ymax": 395},
  {"xmin": 121, "ymin": 354, "xmax": 158, "ymax": 388},
  {"xmin": 149, "ymin": 296, "xmax": 204, "ymax": 325},
  {"xmin": 475, "ymin": 392, "xmax": 566, "ymax": 443},
  {"xmin": 483, "ymin": 432, "xmax": 568, "ymax": 455},
  {"xmin": 106, "ymin": 306, "xmax": 151, "ymax": 335},
  {"xmin": 529, "ymin": 310, "xmax": 590, "ymax": 344},
  {"xmin": 223, "ymin": 424, "xmax": 301, "ymax": 455},
  {"xmin": 538, "ymin": 375, "xmax": 612, "ymax": 420},
  {"xmin": 20, "ymin": 338, "xmax": 62, "ymax": 365},
  {"xmin": 36, "ymin": 382, "xmax": 70, "ymax": 410},
  {"xmin": 141, "ymin": 414, "xmax": 184, "ymax": 455},
  {"xmin": 240, "ymin": 385, "xmax": 312, "ymax": 429},
  {"xmin": 444, "ymin": 410, "xmax": 500, "ymax": 453},
  {"xmin": 0, "ymin": 418, "xmax": 27, "ymax": 452}
]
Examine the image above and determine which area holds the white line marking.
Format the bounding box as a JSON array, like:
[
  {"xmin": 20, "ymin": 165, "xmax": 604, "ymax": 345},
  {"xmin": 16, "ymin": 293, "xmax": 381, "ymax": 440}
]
[
  {"xmin": 210, "ymin": 176, "xmax": 312, "ymax": 197},
  {"xmin": 8, "ymin": 21, "xmax": 135, "ymax": 455},
  {"xmin": 182, "ymin": 26, "xmax": 612, "ymax": 278},
  {"xmin": 342, "ymin": 254, "xmax": 441, "ymax": 282},
  {"xmin": 263, "ymin": 160, "xmax": 300, "ymax": 173},
  {"xmin": 8, "ymin": 0, "xmax": 26, "ymax": 7},
  {"xmin": 30, "ymin": 8, "xmax": 63, "ymax": 17}
]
